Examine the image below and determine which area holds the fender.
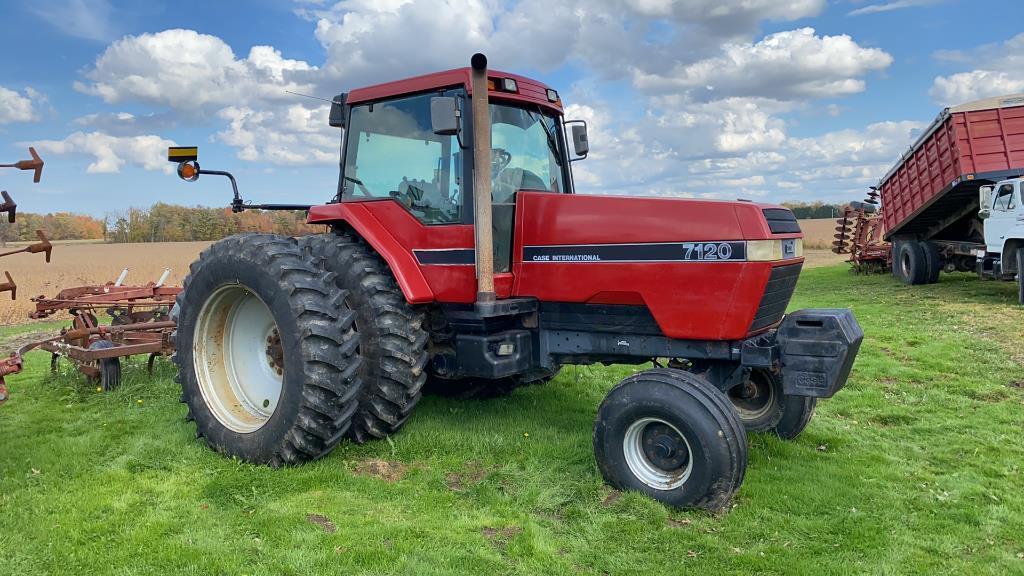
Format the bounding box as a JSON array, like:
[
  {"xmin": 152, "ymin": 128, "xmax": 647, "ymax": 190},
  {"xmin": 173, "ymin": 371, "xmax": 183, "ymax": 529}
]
[{"xmin": 307, "ymin": 203, "xmax": 435, "ymax": 304}]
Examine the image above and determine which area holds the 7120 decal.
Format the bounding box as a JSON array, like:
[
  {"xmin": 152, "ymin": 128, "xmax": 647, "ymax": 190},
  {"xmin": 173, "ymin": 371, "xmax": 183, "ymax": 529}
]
[{"xmin": 681, "ymin": 242, "xmax": 735, "ymax": 261}]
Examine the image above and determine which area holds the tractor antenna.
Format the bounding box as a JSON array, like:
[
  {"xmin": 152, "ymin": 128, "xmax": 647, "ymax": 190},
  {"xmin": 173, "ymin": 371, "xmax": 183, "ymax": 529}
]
[{"xmin": 284, "ymin": 90, "xmax": 336, "ymax": 104}]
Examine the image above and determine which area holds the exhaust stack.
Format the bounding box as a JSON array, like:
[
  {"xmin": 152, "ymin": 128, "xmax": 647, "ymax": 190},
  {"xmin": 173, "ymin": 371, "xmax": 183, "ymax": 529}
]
[{"xmin": 470, "ymin": 52, "xmax": 496, "ymax": 304}]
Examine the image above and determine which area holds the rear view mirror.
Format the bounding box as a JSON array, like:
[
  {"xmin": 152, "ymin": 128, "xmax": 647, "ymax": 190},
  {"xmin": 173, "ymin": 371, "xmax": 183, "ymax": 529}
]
[
  {"xmin": 566, "ymin": 121, "xmax": 588, "ymax": 160},
  {"xmin": 979, "ymin": 185, "xmax": 994, "ymax": 218},
  {"xmin": 430, "ymin": 96, "xmax": 459, "ymax": 136},
  {"xmin": 329, "ymin": 93, "xmax": 347, "ymax": 128}
]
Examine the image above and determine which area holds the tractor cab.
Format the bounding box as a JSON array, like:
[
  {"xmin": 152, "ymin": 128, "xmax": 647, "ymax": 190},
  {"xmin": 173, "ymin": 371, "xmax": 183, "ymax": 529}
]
[{"xmin": 326, "ymin": 65, "xmax": 584, "ymax": 275}]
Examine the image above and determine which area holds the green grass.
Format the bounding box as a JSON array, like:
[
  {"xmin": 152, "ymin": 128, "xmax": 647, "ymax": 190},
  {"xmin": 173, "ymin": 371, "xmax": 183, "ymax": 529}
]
[{"xmin": 2, "ymin": 266, "xmax": 1023, "ymax": 575}]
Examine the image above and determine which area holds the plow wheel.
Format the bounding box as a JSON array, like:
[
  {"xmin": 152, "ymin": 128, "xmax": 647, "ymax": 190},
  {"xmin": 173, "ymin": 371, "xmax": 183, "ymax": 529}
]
[
  {"xmin": 173, "ymin": 234, "xmax": 363, "ymax": 466},
  {"xmin": 300, "ymin": 231, "xmax": 429, "ymax": 444}
]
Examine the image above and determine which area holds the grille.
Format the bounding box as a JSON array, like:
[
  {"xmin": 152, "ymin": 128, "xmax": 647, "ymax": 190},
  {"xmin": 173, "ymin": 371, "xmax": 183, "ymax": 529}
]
[
  {"xmin": 763, "ymin": 208, "xmax": 801, "ymax": 234},
  {"xmin": 749, "ymin": 263, "xmax": 802, "ymax": 332}
]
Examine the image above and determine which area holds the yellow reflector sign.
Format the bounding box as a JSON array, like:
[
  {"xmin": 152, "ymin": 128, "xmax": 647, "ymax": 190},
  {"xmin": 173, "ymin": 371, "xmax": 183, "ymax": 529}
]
[{"xmin": 167, "ymin": 146, "xmax": 198, "ymax": 162}]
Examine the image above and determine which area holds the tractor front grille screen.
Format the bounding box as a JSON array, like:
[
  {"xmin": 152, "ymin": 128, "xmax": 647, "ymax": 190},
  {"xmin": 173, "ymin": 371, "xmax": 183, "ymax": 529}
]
[
  {"xmin": 763, "ymin": 208, "xmax": 801, "ymax": 234},
  {"xmin": 750, "ymin": 263, "xmax": 802, "ymax": 332}
]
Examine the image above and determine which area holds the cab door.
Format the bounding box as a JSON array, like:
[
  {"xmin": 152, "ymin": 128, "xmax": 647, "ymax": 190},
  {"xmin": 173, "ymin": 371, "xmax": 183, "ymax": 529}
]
[{"xmin": 986, "ymin": 181, "xmax": 1019, "ymax": 254}]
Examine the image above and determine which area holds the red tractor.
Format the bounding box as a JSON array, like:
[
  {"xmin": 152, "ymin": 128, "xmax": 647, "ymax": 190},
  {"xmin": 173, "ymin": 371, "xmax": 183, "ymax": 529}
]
[{"xmin": 168, "ymin": 54, "xmax": 861, "ymax": 510}]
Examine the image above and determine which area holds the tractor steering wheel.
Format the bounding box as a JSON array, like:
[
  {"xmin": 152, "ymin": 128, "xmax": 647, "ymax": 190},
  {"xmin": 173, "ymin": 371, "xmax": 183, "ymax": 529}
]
[{"xmin": 491, "ymin": 148, "xmax": 512, "ymax": 176}]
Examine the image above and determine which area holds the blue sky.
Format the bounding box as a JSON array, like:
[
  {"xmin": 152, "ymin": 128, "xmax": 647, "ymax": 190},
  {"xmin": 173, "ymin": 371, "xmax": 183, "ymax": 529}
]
[{"xmin": 0, "ymin": 0, "xmax": 1021, "ymax": 216}]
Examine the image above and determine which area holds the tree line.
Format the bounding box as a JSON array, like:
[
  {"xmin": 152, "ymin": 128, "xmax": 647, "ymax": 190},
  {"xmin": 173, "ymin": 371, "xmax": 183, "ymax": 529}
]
[
  {"xmin": 780, "ymin": 201, "xmax": 845, "ymax": 219},
  {"xmin": 0, "ymin": 203, "xmax": 320, "ymax": 243},
  {"xmin": 1, "ymin": 200, "xmax": 846, "ymax": 244}
]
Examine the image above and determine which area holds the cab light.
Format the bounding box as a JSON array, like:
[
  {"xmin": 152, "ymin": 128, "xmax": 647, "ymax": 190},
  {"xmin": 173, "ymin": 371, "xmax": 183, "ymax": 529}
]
[
  {"xmin": 500, "ymin": 78, "xmax": 518, "ymax": 92},
  {"xmin": 546, "ymin": 89, "xmax": 558, "ymax": 102}
]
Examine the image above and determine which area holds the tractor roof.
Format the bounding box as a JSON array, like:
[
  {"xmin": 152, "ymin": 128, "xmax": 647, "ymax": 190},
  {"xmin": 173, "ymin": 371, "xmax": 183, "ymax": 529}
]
[{"xmin": 346, "ymin": 67, "xmax": 564, "ymax": 114}]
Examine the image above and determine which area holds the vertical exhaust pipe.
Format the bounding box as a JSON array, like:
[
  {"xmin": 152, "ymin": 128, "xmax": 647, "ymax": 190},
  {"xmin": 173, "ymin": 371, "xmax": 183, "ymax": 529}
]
[{"xmin": 470, "ymin": 52, "xmax": 496, "ymax": 304}]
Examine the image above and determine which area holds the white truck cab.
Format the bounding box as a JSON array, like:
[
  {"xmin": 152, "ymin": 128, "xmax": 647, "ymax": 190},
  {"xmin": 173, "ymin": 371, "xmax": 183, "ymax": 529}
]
[{"xmin": 979, "ymin": 177, "xmax": 1024, "ymax": 302}]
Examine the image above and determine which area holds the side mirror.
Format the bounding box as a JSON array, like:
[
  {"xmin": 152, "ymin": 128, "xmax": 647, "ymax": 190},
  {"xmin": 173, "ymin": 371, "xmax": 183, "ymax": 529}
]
[
  {"xmin": 329, "ymin": 93, "xmax": 347, "ymax": 128},
  {"xmin": 430, "ymin": 96, "xmax": 459, "ymax": 136},
  {"xmin": 566, "ymin": 121, "xmax": 588, "ymax": 160},
  {"xmin": 978, "ymin": 185, "xmax": 994, "ymax": 217}
]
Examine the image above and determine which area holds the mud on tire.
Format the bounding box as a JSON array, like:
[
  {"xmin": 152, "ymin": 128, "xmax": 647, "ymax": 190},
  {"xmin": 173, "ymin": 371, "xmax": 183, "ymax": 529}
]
[
  {"xmin": 173, "ymin": 233, "xmax": 363, "ymax": 466},
  {"xmin": 300, "ymin": 231, "xmax": 429, "ymax": 443}
]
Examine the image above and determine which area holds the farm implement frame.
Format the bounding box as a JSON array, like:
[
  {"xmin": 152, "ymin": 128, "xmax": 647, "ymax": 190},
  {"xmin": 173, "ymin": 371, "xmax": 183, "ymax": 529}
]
[{"xmin": 0, "ymin": 271, "xmax": 181, "ymax": 403}]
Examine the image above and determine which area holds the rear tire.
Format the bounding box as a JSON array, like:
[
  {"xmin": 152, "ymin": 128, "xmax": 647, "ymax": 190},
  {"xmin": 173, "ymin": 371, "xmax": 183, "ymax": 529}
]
[
  {"xmin": 593, "ymin": 368, "xmax": 747, "ymax": 511},
  {"xmin": 173, "ymin": 234, "xmax": 363, "ymax": 466},
  {"xmin": 921, "ymin": 241, "xmax": 941, "ymax": 284},
  {"xmin": 894, "ymin": 240, "xmax": 927, "ymax": 285},
  {"xmin": 299, "ymin": 232, "xmax": 429, "ymax": 444}
]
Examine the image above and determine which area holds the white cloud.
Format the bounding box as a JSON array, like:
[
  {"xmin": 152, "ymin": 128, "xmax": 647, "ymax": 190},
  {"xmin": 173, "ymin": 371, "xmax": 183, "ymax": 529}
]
[
  {"xmin": 930, "ymin": 33, "xmax": 1024, "ymax": 105},
  {"xmin": 59, "ymin": 3, "xmax": 903, "ymax": 203},
  {"xmin": 632, "ymin": 28, "xmax": 892, "ymax": 99},
  {"xmin": 75, "ymin": 29, "xmax": 317, "ymax": 110},
  {"xmin": 33, "ymin": 132, "xmax": 177, "ymax": 174},
  {"xmin": 0, "ymin": 86, "xmax": 39, "ymax": 124},
  {"xmin": 848, "ymin": 0, "xmax": 944, "ymax": 16},
  {"xmin": 217, "ymin": 104, "xmax": 338, "ymax": 165},
  {"xmin": 28, "ymin": 0, "xmax": 117, "ymax": 42}
]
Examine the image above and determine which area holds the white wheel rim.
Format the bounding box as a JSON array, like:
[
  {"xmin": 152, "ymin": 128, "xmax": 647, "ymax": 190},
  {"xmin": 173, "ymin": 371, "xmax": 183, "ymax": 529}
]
[
  {"xmin": 193, "ymin": 285, "xmax": 284, "ymax": 433},
  {"xmin": 623, "ymin": 417, "xmax": 694, "ymax": 490}
]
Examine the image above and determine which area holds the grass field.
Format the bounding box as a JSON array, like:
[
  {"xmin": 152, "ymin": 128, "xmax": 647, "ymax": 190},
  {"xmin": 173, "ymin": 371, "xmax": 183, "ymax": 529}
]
[{"xmin": 1, "ymin": 263, "xmax": 1022, "ymax": 574}]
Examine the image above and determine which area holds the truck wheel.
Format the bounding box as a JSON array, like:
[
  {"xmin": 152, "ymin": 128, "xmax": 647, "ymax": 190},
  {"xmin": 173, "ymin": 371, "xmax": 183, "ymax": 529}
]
[
  {"xmin": 173, "ymin": 234, "xmax": 363, "ymax": 466},
  {"xmin": 895, "ymin": 240, "xmax": 927, "ymax": 285},
  {"xmin": 89, "ymin": 340, "xmax": 121, "ymax": 391},
  {"xmin": 921, "ymin": 241, "xmax": 941, "ymax": 284},
  {"xmin": 593, "ymin": 368, "xmax": 747, "ymax": 511},
  {"xmin": 1017, "ymin": 249, "xmax": 1024, "ymax": 305},
  {"xmin": 425, "ymin": 367, "xmax": 561, "ymax": 400},
  {"xmin": 299, "ymin": 232, "xmax": 429, "ymax": 444}
]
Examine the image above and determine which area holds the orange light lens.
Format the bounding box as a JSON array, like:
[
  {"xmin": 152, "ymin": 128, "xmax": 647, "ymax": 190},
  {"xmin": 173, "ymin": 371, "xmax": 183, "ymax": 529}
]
[{"xmin": 181, "ymin": 163, "xmax": 196, "ymax": 179}]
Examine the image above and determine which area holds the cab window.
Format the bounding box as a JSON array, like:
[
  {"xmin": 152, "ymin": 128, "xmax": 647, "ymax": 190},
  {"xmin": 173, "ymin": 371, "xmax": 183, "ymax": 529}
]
[
  {"xmin": 993, "ymin": 183, "xmax": 1016, "ymax": 211},
  {"xmin": 342, "ymin": 92, "xmax": 463, "ymax": 224}
]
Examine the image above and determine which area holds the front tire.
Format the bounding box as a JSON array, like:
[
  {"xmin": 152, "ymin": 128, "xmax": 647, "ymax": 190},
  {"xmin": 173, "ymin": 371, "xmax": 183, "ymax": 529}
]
[
  {"xmin": 593, "ymin": 368, "xmax": 747, "ymax": 511},
  {"xmin": 727, "ymin": 369, "xmax": 816, "ymax": 439},
  {"xmin": 174, "ymin": 234, "xmax": 363, "ymax": 466}
]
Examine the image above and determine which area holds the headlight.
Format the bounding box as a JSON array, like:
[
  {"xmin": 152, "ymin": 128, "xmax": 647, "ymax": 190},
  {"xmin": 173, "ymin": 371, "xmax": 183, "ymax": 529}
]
[{"xmin": 747, "ymin": 239, "xmax": 803, "ymax": 261}]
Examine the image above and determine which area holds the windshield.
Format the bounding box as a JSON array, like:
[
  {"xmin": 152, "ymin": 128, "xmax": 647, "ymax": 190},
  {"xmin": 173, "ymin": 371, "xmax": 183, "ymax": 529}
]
[{"xmin": 489, "ymin": 104, "xmax": 566, "ymax": 202}]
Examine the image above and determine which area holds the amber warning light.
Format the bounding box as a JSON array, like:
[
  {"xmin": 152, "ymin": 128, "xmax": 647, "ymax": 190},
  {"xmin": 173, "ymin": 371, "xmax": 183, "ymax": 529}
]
[{"xmin": 168, "ymin": 146, "xmax": 200, "ymax": 182}]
